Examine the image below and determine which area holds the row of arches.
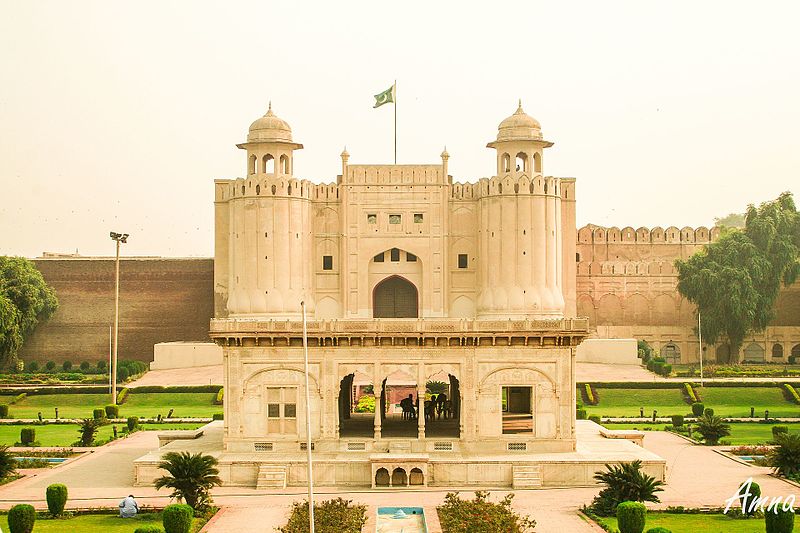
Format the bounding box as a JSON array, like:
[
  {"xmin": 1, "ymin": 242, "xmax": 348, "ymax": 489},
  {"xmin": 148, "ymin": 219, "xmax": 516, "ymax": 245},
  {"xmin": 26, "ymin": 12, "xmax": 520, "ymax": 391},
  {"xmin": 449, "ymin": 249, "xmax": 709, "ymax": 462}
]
[
  {"xmin": 578, "ymin": 225, "xmax": 720, "ymax": 244},
  {"xmin": 578, "ymin": 293, "xmax": 685, "ymax": 326},
  {"xmin": 500, "ymin": 152, "xmax": 542, "ymax": 174},
  {"xmin": 248, "ymin": 153, "xmax": 291, "ymax": 175},
  {"xmin": 375, "ymin": 467, "xmax": 424, "ymax": 487},
  {"xmin": 576, "ymin": 261, "xmax": 680, "ymax": 276}
]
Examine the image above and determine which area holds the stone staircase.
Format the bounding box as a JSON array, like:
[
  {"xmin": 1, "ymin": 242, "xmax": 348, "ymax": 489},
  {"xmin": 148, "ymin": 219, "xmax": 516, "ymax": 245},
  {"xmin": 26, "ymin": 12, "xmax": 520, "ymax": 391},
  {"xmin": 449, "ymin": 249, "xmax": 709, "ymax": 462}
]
[
  {"xmin": 256, "ymin": 464, "xmax": 287, "ymax": 489},
  {"xmin": 512, "ymin": 464, "xmax": 542, "ymax": 488}
]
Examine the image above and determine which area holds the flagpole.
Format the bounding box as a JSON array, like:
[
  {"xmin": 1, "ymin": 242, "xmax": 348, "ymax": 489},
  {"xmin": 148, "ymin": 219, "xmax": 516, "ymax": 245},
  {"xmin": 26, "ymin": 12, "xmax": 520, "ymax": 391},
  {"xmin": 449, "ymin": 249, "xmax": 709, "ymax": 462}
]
[
  {"xmin": 393, "ymin": 80, "xmax": 397, "ymax": 164},
  {"xmin": 301, "ymin": 299, "xmax": 315, "ymax": 533}
]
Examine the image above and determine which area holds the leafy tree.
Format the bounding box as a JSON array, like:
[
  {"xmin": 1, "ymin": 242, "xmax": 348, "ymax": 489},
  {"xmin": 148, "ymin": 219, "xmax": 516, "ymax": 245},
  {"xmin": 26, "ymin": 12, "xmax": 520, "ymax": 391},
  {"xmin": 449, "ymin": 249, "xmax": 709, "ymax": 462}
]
[
  {"xmin": 279, "ymin": 498, "xmax": 368, "ymax": 533},
  {"xmin": 154, "ymin": 451, "xmax": 221, "ymax": 511},
  {"xmin": 436, "ymin": 491, "xmax": 536, "ymax": 532},
  {"xmin": 591, "ymin": 460, "xmax": 664, "ymax": 516},
  {"xmin": 769, "ymin": 432, "xmax": 800, "ymax": 479},
  {"xmin": 0, "ymin": 445, "xmax": 17, "ymax": 480},
  {"xmin": 714, "ymin": 212, "xmax": 746, "ymax": 229},
  {"xmin": 696, "ymin": 412, "xmax": 731, "ymax": 445},
  {"xmin": 0, "ymin": 257, "xmax": 58, "ymax": 366},
  {"xmin": 676, "ymin": 193, "xmax": 799, "ymax": 360}
]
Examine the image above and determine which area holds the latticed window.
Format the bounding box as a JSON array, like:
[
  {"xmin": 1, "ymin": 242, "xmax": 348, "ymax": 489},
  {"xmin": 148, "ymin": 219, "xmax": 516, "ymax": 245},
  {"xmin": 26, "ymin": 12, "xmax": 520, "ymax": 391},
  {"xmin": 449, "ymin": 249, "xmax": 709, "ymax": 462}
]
[{"xmin": 266, "ymin": 387, "xmax": 297, "ymax": 434}]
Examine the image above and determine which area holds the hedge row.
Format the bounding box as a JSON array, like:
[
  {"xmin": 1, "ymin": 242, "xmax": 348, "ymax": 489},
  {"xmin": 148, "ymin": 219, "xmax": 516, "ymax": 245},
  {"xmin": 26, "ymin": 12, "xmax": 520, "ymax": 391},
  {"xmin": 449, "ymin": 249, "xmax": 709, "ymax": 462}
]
[
  {"xmin": 214, "ymin": 388, "xmax": 224, "ymax": 405},
  {"xmin": 783, "ymin": 383, "xmax": 800, "ymax": 404},
  {"xmin": 579, "ymin": 381, "xmax": 785, "ymax": 389},
  {"xmin": 117, "ymin": 388, "xmax": 130, "ymax": 404},
  {"xmin": 683, "ymin": 382, "xmax": 700, "ymax": 403},
  {"xmin": 0, "ymin": 384, "xmax": 223, "ymax": 396}
]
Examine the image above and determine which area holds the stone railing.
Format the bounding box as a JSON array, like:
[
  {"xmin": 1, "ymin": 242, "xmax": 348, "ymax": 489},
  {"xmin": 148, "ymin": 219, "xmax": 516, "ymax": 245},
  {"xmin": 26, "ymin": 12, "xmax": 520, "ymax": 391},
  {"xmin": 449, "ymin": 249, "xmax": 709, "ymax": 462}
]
[{"xmin": 210, "ymin": 317, "xmax": 589, "ymax": 335}]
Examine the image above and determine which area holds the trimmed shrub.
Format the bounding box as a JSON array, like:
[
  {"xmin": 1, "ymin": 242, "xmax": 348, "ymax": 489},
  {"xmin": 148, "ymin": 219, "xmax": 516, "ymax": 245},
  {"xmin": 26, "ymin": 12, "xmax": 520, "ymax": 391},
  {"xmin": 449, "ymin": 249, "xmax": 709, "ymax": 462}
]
[
  {"xmin": 127, "ymin": 416, "xmax": 140, "ymax": 431},
  {"xmin": 117, "ymin": 387, "xmax": 129, "ymax": 404},
  {"xmin": 616, "ymin": 501, "xmax": 646, "ymax": 533},
  {"xmin": 162, "ymin": 503, "xmax": 194, "ymax": 533},
  {"xmin": 8, "ymin": 503, "xmax": 36, "ymax": 533},
  {"xmin": 576, "ymin": 409, "xmax": 587, "ymax": 420},
  {"xmin": 765, "ymin": 505, "xmax": 795, "ymax": 533},
  {"xmin": 589, "ymin": 415, "xmax": 601, "ymax": 424},
  {"xmin": 61, "ymin": 360, "xmax": 72, "ymax": 371},
  {"xmin": 79, "ymin": 361, "xmax": 91, "ymax": 372},
  {"xmin": 651, "ymin": 361, "xmax": 665, "ymax": 375},
  {"xmin": 773, "ymin": 426, "xmax": 789, "ymax": 440},
  {"xmin": 118, "ymin": 367, "xmax": 130, "ymax": 382},
  {"xmin": 10, "ymin": 393, "xmax": 26, "ymax": 405},
  {"xmin": 105, "ymin": 404, "xmax": 120, "ymax": 418},
  {"xmin": 45, "ymin": 360, "xmax": 56, "ymax": 372},
  {"xmin": 661, "ymin": 364, "xmax": 672, "ymax": 376},
  {"xmin": 0, "ymin": 404, "xmax": 8, "ymax": 418},
  {"xmin": 97, "ymin": 359, "xmax": 108, "ymax": 371},
  {"xmin": 46, "ymin": 483, "xmax": 68, "ymax": 516},
  {"xmin": 645, "ymin": 528, "xmax": 672, "ymax": 533},
  {"xmin": 704, "ymin": 407, "xmax": 715, "ymax": 416},
  {"xmin": 20, "ymin": 427, "xmax": 35, "ymax": 445},
  {"xmin": 93, "ymin": 408, "xmax": 106, "ymax": 420},
  {"xmin": 212, "ymin": 412, "xmax": 224, "ymax": 421},
  {"xmin": 215, "ymin": 387, "xmax": 224, "ymax": 405},
  {"xmin": 135, "ymin": 526, "xmax": 165, "ymax": 533},
  {"xmin": 742, "ymin": 480, "xmax": 761, "ymax": 516},
  {"xmin": 671, "ymin": 415, "xmax": 684, "ymax": 428},
  {"xmin": 26, "ymin": 361, "xmax": 39, "ymax": 373},
  {"xmin": 691, "ymin": 402, "xmax": 704, "ymax": 416}
]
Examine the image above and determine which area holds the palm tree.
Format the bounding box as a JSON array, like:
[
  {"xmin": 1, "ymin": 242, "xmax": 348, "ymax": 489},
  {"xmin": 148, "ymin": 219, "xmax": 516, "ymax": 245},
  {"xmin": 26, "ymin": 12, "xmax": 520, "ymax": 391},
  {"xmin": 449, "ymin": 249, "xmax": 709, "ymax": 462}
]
[
  {"xmin": 695, "ymin": 412, "xmax": 731, "ymax": 445},
  {"xmin": 591, "ymin": 460, "xmax": 664, "ymax": 516},
  {"xmin": 769, "ymin": 433, "xmax": 800, "ymax": 479},
  {"xmin": 0, "ymin": 445, "xmax": 17, "ymax": 480},
  {"xmin": 77, "ymin": 418, "xmax": 100, "ymax": 446},
  {"xmin": 154, "ymin": 451, "xmax": 222, "ymax": 510}
]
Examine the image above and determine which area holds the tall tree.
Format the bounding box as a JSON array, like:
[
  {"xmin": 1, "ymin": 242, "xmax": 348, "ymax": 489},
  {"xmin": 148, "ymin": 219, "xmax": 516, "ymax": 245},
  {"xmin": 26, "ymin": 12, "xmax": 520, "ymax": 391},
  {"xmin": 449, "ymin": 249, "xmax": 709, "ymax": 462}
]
[
  {"xmin": 676, "ymin": 192, "xmax": 799, "ymax": 360},
  {"xmin": 714, "ymin": 212, "xmax": 746, "ymax": 229},
  {"xmin": 0, "ymin": 257, "xmax": 58, "ymax": 366}
]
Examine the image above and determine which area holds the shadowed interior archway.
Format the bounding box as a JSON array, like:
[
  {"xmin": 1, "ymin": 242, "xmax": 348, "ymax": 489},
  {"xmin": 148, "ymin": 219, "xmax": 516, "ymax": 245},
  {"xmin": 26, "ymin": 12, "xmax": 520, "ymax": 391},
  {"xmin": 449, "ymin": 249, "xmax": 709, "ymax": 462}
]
[{"xmin": 373, "ymin": 275, "xmax": 419, "ymax": 318}]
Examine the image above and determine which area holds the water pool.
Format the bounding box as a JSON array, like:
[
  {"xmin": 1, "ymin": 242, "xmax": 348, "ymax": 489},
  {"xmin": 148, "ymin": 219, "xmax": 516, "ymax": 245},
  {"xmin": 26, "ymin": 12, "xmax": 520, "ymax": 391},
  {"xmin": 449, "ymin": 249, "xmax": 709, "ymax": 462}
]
[
  {"xmin": 13, "ymin": 457, "xmax": 68, "ymax": 463},
  {"xmin": 376, "ymin": 507, "xmax": 428, "ymax": 533}
]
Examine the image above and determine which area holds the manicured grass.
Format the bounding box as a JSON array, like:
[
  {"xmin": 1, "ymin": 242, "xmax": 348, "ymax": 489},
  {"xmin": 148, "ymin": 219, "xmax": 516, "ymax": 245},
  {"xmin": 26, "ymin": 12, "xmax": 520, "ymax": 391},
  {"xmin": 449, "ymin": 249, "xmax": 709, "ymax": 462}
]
[
  {"xmin": 0, "ymin": 422, "xmax": 205, "ymax": 447},
  {"xmin": 5, "ymin": 393, "xmax": 112, "ymax": 419},
  {"xmin": 124, "ymin": 393, "xmax": 219, "ymax": 418},
  {"xmin": 698, "ymin": 386, "xmax": 798, "ymax": 418},
  {"xmin": 602, "ymin": 422, "xmax": 800, "ymax": 445},
  {"xmin": 2, "ymin": 392, "xmax": 218, "ymax": 419},
  {"xmin": 598, "ymin": 512, "xmax": 800, "ymax": 532},
  {"xmin": 0, "ymin": 513, "xmax": 203, "ymax": 532},
  {"xmin": 584, "ymin": 388, "xmax": 689, "ymax": 417}
]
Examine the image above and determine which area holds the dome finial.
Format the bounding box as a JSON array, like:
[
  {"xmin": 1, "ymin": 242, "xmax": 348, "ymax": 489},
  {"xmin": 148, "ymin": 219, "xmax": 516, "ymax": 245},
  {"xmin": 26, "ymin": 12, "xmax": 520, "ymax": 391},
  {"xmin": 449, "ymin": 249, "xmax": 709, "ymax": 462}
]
[{"xmin": 516, "ymin": 99, "xmax": 523, "ymax": 113}]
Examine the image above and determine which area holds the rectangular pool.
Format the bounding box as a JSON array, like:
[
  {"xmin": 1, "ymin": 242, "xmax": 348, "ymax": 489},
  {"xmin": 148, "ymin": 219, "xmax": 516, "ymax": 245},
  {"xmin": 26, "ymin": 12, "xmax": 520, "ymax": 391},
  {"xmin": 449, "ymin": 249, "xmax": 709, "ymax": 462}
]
[{"xmin": 376, "ymin": 506, "xmax": 428, "ymax": 533}]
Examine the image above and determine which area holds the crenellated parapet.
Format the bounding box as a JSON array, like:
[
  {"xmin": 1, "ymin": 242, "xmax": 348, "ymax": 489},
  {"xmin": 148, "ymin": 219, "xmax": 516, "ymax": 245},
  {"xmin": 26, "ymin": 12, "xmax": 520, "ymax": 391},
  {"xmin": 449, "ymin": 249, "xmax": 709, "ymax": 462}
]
[{"xmin": 578, "ymin": 224, "xmax": 720, "ymax": 244}]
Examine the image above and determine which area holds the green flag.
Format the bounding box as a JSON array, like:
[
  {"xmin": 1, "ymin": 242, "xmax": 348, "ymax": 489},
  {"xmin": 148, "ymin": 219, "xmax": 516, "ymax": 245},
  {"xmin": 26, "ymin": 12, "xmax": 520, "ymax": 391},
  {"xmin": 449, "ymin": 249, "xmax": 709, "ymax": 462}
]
[{"xmin": 373, "ymin": 84, "xmax": 395, "ymax": 108}]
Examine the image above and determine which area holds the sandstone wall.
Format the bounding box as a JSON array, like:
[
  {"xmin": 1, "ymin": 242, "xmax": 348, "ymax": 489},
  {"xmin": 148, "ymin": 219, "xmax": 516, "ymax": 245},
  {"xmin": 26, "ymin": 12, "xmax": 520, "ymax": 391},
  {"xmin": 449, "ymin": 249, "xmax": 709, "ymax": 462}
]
[{"xmin": 19, "ymin": 257, "xmax": 213, "ymax": 363}]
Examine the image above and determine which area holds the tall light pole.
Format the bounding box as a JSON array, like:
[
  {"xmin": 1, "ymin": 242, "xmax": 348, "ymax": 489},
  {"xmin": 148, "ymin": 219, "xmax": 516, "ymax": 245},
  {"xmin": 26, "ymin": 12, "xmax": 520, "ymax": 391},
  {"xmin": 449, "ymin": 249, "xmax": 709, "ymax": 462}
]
[
  {"xmin": 300, "ymin": 299, "xmax": 315, "ymax": 533},
  {"xmin": 110, "ymin": 231, "xmax": 129, "ymax": 405}
]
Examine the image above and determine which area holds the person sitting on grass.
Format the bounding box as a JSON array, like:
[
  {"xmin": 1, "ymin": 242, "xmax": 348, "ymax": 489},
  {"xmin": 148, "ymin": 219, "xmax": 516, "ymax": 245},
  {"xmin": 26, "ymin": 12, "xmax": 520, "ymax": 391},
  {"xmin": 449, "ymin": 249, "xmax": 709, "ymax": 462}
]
[{"xmin": 119, "ymin": 494, "xmax": 139, "ymax": 518}]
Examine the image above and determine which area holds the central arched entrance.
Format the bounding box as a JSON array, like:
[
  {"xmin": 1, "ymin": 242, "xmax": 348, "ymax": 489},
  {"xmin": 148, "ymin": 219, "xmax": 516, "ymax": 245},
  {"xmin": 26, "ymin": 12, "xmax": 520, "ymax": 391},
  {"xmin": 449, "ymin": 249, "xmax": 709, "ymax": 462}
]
[{"xmin": 373, "ymin": 276, "xmax": 418, "ymax": 318}]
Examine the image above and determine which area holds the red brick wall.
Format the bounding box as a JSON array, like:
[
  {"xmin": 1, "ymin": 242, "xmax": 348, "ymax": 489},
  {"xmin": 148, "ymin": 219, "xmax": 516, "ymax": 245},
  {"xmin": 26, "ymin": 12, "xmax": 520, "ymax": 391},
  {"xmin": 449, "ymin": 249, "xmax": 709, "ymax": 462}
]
[{"xmin": 19, "ymin": 258, "xmax": 213, "ymax": 364}]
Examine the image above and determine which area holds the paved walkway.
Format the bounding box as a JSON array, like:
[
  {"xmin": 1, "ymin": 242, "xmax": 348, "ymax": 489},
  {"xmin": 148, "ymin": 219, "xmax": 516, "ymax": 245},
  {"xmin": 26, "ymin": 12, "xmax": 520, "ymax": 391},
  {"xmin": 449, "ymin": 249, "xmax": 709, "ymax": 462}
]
[
  {"xmin": 128, "ymin": 364, "xmax": 223, "ymax": 387},
  {"xmin": 3, "ymin": 422, "xmax": 798, "ymax": 531}
]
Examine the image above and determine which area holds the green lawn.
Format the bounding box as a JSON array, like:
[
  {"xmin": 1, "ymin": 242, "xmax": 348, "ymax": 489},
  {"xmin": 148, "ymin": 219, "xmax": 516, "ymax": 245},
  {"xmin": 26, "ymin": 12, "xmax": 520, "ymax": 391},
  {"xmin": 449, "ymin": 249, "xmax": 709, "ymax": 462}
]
[
  {"xmin": 585, "ymin": 388, "xmax": 690, "ymax": 418},
  {"xmin": 124, "ymin": 393, "xmax": 220, "ymax": 418},
  {"xmin": 598, "ymin": 512, "xmax": 800, "ymax": 532},
  {"xmin": 1, "ymin": 392, "xmax": 219, "ymax": 419},
  {"xmin": 0, "ymin": 422, "xmax": 204, "ymax": 447},
  {"xmin": 698, "ymin": 386, "xmax": 799, "ymax": 418},
  {"xmin": 602, "ymin": 422, "xmax": 800, "ymax": 445},
  {"xmin": 0, "ymin": 513, "xmax": 203, "ymax": 532}
]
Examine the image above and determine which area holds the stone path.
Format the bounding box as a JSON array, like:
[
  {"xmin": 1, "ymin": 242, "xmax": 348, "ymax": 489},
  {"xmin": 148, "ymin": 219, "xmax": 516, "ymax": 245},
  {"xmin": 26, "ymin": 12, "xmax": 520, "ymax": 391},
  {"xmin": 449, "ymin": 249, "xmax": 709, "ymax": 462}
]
[
  {"xmin": 128, "ymin": 364, "xmax": 223, "ymax": 387},
  {"xmin": 3, "ymin": 423, "xmax": 798, "ymax": 532}
]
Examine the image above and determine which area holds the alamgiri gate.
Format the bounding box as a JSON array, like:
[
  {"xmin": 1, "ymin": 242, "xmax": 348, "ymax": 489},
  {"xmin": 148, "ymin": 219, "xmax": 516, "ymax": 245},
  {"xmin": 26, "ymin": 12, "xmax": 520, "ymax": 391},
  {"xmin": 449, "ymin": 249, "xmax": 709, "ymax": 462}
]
[{"xmin": 133, "ymin": 102, "xmax": 666, "ymax": 489}]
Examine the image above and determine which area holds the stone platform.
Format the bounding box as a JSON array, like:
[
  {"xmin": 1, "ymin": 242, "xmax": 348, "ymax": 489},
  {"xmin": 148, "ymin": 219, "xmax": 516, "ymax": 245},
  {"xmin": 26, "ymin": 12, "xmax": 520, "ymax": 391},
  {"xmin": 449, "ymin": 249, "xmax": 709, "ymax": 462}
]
[{"xmin": 133, "ymin": 420, "xmax": 665, "ymax": 489}]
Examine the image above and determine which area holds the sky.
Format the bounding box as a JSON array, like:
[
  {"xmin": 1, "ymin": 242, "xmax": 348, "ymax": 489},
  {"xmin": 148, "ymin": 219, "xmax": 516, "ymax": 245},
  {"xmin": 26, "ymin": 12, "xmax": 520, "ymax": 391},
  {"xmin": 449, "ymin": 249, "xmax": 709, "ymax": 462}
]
[{"xmin": 0, "ymin": 1, "xmax": 798, "ymax": 258}]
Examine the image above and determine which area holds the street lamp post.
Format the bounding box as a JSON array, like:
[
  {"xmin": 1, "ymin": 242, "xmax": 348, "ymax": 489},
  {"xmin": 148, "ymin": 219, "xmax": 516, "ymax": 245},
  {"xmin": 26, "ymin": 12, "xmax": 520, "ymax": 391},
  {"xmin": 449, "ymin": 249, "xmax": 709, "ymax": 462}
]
[{"xmin": 110, "ymin": 231, "xmax": 129, "ymax": 405}]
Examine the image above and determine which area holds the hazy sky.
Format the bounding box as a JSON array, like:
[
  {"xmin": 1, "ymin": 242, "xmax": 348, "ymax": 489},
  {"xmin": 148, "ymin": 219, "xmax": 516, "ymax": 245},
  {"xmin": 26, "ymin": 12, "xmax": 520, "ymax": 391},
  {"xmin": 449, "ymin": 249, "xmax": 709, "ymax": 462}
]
[{"xmin": 1, "ymin": 1, "xmax": 798, "ymax": 258}]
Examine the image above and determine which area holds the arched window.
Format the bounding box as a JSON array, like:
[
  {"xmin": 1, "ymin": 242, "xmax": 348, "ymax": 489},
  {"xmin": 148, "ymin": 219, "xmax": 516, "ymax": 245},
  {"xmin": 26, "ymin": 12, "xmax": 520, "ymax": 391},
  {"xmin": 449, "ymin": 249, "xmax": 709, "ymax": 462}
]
[
  {"xmin": 256, "ymin": 184, "xmax": 260, "ymax": 195},
  {"xmin": 660, "ymin": 342, "xmax": 681, "ymax": 364},
  {"xmin": 515, "ymin": 152, "xmax": 528, "ymax": 172},
  {"xmin": 533, "ymin": 152, "xmax": 542, "ymax": 173},
  {"xmin": 263, "ymin": 154, "xmax": 275, "ymax": 174},
  {"xmin": 502, "ymin": 153, "xmax": 511, "ymax": 173},
  {"xmin": 792, "ymin": 344, "xmax": 800, "ymax": 359},
  {"xmin": 271, "ymin": 184, "xmax": 276, "ymax": 195},
  {"xmin": 249, "ymin": 154, "xmax": 257, "ymax": 175},
  {"xmin": 772, "ymin": 344, "xmax": 784, "ymax": 358},
  {"xmin": 375, "ymin": 468, "xmax": 389, "ymax": 487},
  {"xmin": 280, "ymin": 154, "xmax": 289, "ymax": 174}
]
